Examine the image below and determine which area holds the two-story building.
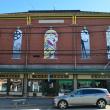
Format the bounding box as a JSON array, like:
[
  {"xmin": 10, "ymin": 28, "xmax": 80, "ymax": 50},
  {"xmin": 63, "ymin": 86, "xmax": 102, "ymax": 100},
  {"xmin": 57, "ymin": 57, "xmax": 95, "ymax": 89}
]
[{"xmin": 0, "ymin": 10, "xmax": 110, "ymax": 97}]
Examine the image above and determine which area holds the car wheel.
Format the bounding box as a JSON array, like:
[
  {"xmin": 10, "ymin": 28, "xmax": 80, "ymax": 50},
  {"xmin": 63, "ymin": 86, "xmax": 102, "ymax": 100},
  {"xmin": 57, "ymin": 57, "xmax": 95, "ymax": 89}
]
[
  {"xmin": 96, "ymin": 99, "xmax": 106, "ymax": 109},
  {"xmin": 58, "ymin": 100, "xmax": 68, "ymax": 109}
]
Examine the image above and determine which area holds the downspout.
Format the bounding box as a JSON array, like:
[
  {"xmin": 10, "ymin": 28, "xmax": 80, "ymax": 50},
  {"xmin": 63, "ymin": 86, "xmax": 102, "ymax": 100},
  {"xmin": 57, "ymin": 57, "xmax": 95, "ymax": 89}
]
[
  {"xmin": 25, "ymin": 16, "xmax": 31, "ymax": 67},
  {"xmin": 72, "ymin": 16, "xmax": 77, "ymax": 70},
  {"xmin": 72, "ymin": 16, "xmax": 77, "ymax": 90},
  {"xmin": 24, "ymin": 16, "xmax": 31, "ymax": 97}
]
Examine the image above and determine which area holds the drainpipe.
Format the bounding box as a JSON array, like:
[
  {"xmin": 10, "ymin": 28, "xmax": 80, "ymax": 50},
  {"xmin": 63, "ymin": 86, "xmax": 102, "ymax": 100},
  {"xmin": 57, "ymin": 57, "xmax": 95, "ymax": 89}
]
[
  {"xmin": 72, "ymin": 16, "xmax": 77, "ymax": 90},
  {"xmin": 24, "ymin": 16, "xmax": 31, "ymax": 97}
]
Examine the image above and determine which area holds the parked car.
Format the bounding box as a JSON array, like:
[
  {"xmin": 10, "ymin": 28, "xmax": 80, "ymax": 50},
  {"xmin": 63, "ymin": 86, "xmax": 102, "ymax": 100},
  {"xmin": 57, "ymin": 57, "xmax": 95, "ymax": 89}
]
[{"xmin": 54, "ymin": 88, "xmax": 110, "ymax": 109}]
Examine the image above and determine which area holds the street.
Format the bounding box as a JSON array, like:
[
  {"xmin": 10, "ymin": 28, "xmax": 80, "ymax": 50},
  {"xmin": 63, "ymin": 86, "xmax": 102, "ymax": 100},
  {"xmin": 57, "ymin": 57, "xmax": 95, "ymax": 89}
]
[
  {"xmin": 0, "ymin": 97, "xmax": 110, "ymax": 110},
  {"xmin": 0, "ymin": 106, "xmax": 110, "ymax": 110}
]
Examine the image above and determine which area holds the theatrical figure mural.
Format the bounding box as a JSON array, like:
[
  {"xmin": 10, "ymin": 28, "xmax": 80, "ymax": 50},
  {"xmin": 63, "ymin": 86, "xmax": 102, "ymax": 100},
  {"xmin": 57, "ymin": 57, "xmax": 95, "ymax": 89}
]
[
  {"xmin": 106, "ymin": 26, "xmax": 110, "ymax": 59},
  {"xmin": 44, "ymin": 27, "xmax": 58, "ymax": 59},
  {"xmin": 81, "ymin": 26, "xmax": 90, "ymax": 59},
  {"xmin": 12, "ymin": 27, "xmax": 22, "ymax": 59}
]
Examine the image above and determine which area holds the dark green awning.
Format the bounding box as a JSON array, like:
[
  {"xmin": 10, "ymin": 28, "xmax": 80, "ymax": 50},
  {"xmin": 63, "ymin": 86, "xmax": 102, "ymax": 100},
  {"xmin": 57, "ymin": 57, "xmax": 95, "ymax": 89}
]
[{"xmin": 0, "ymin": 68, "xmax": 110, "ymax": 74}]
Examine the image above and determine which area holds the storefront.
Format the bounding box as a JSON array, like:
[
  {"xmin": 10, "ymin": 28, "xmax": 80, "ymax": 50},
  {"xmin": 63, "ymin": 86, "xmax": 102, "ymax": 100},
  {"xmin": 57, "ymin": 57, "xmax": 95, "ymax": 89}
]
[
  {"xmin": 77, "ymin": 74, "xmax": 110, "ymax": 92},
  {"xmin": 0, "ymin": 73, "xmax": 110, "ymax": 97},
  {"xmin": 27, "ymin": 73, "xmax": 74, "ymax": 96},
  {"xmin": 26, "ymin": 73, "xmax": 110, "ymax": 96},
  {"xmin": 0, "ymin": 74, "xmax": 24, "ymax": 96}
]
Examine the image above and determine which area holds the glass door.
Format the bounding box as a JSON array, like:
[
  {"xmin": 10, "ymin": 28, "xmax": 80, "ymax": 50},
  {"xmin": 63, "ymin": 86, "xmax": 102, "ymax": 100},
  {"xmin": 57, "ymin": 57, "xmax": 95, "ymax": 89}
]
[{"xmin": 42, "ymin": 80, "xmax": 58, "ymax": 96}]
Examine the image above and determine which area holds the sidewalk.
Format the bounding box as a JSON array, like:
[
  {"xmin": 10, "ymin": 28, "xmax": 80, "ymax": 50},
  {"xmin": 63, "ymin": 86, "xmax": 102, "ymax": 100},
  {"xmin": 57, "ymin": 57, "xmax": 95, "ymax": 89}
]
[{"xmin": 0, "ymin": 95, "xmax": 54, "ymax": 99}]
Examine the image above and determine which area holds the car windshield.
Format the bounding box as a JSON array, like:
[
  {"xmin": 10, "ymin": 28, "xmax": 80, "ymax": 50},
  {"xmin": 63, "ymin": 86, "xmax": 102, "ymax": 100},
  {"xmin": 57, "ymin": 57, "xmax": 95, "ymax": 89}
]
[{"xmin": 69, "ymin": 90, "xmax": 77, "ymax": 95}]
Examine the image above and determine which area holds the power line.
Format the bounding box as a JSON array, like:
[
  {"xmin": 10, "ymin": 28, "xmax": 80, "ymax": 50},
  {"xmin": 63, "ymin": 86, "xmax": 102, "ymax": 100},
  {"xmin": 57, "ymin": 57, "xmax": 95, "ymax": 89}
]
[
  {"xmin": 0, "ymin": 48, "xmax": 108, "ymax": 51},
  {"xmin": 0, "ymin": 23, "xmax": 110, "ymax": 29},
  {"xmin": 0, "ymin": 30, "xmax": 109, "ymax": 35}
]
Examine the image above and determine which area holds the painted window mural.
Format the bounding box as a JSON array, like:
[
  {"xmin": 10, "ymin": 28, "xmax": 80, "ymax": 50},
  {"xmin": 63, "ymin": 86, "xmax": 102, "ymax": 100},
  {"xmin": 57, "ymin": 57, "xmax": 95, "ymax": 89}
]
[
  {"xmin": 81, "ymin": 26, "xmax": 90, "ymax": 59},
  {"xmin": 44, "ymin": 27, "xmax": 58, "ymax": 59},
  {"xmin": 106, "ymin": 26, "xmax": 110, "ymax": 59},
  {"xmin": 12, "ymin": 27, "xmax": 22, "ymax": 59}
]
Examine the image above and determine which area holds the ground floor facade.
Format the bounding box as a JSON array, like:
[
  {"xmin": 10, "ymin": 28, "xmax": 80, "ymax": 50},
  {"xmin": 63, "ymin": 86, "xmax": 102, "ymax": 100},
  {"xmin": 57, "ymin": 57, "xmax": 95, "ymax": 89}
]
[{"xmin": 0, "ymin": 73, "xmax": 110, "ymax": 97}]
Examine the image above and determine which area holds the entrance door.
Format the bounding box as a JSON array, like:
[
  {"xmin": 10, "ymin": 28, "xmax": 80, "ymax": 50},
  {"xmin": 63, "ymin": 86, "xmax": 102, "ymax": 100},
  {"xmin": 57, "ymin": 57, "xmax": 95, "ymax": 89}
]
[{"xmin": 42, "ymin": 80, "xmax": 58, "ymax": 96}]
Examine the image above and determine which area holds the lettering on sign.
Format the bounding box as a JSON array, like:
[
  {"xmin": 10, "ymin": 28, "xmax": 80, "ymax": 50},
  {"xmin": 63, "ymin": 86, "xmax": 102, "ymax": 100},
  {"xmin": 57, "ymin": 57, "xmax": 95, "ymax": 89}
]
[
  {"xmin": 91, "ymin": 74, "xmax": 110, "ymax": 79},
  {"xmin": 32, "ymin": 74, "xmax": 48, "ymax": 79},
  {"xmin": 32, "ymin": 74, "xmax": 69, "ymax": 79},
  {"xmin": 0, "ymin": 74, "xmax": 20, "ymax": 78}
]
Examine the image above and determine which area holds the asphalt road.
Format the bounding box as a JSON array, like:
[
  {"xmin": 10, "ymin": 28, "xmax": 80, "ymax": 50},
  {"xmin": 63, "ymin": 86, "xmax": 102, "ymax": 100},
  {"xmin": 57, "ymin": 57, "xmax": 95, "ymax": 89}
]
[
  {"xmin": 0, "ymin": 106, "xmax": 110, "ymax": 110},
  {"xmin": 0, "ymin": 97, "xmax": 110, "ymax": 110},
  {"xmin": 1, "ymin": 106, "xmax": 110, "ymax": 110}
]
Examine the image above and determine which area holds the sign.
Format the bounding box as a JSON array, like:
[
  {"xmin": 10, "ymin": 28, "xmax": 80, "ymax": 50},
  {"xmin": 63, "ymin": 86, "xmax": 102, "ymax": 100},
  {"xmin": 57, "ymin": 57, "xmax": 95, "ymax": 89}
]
[
  {"xmin": 0, "ymin": 74, "xmax": 20, "ymax": 78},
  {"xmin": 91, "ymin": 74, "xmax": 110, "ymax": 79},
  {"xmin": 31, "ymin": 74, "xmax": 69, "ymax": 79}
]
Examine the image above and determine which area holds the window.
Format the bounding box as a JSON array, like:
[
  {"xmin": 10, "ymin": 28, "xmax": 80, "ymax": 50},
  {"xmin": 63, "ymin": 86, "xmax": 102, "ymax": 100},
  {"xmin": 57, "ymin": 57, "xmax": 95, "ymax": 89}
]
[
  {"xmin": 81, "ymin": 89, "xmax": 105, "ymax": 95},
  {"xmin": 12, "ymin": 27, "xmax": 22, "ymax": 59},
  {"xmin": 0, "ymin": 79, "xmax": 7, "ymax": 91},
  {"xmin": 28, "ymin": 80, "xmax": 42, "ymax": 92},
  {"xmin": 106, "ymin": 26, "xmax": 110, "ymax": 59},
  {"xmin": 81, "ymin": 26, "xmax": 90, "ymax": 59},
  {"xmin": 9, "ymin": 79, "xmax": 23, "ymax": 92},
  {"xmin": 93, "ymin": 90, "xmax": 105, "ymax": 94},
  {"xmin": 44, "ymin": 27, "xmax": 58, "ymax": 59},
  {"xmin": 78, "ymin": 80, "xmax": 92, "ymax": 88},
  {"xmin": 59, "ymin": 80, "xmax": 73, "ymax": 93},
  {"xmin": 75, "ymin": 90, "xmax": 83, "ymax": 95},
  {"xmin": 82, "ymin": 89, "xmax": 96, "ymax": 95}
]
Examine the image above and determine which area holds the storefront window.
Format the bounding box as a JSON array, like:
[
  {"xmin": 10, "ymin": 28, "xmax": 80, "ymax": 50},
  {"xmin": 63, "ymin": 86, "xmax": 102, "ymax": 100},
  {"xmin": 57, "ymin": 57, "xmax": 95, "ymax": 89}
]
[
  {"xmin": 28, "ymin": 80, "xmax": 42, "ymax": 92},
  {"xmin": 0, "ymin": 79, "xmax": 7, "ymax": 91},
  {"xmin": 10, "ymin": 79, "xmax": 23, "ymax": 92},
  {"xmin": 78, "ymin": 80, "xmax": 107, "ymax": 88},
  {"xmin": 78, "ymin": 80, "xmax": 92, "ymax": 88},
  {"xmin": 59, "ymin": 80, "xmax": 73, "ymax": 94}
]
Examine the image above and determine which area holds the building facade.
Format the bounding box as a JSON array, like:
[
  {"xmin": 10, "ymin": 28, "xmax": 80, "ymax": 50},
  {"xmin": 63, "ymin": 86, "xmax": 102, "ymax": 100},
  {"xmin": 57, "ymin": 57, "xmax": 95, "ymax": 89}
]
[{"xmin": 0, "ymin": 10, "xmax": 110, "ymax": 96}]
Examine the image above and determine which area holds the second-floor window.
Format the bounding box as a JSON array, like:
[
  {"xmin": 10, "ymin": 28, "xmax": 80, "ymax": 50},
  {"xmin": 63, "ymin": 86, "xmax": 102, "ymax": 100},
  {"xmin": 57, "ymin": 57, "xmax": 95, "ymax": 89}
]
[
  {"xmin": 12, "ymin": 27, "xmax": 22, "ymax": 59},
  {"xmin": 81, "ymin": 26, "xmax": 90, "ymax": 59},
  {"xmin": 106, "ymin": 26, "xmax": 110, "ymax": 59},
  {"xmin": 44, "ymin": 27, "xmax": 58, "ymax": 59}
]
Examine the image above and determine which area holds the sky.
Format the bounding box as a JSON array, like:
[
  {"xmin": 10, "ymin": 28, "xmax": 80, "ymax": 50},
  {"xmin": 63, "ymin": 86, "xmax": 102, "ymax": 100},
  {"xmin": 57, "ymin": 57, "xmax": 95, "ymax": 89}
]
[{"xmin": 0, "ymin": 0, "xmax": 110, "ymax": 14}]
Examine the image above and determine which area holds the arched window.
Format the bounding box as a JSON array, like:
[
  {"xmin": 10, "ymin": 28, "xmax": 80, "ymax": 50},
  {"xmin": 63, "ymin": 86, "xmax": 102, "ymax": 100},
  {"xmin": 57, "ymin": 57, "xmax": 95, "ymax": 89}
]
[
  {"xmin": 81, "ymin": 26, "xmax": 90, "ymax": 59},
  {"xmin": 106, "ymin": 26, "xmax": 110, "ymax": 59},
  {"xmin": 12, "ymin": 27, "xmax": 22, "ymax": 59},
  {"xmin": 44, "ymin": 27, "xmax": 58, "ymax": 59}
]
